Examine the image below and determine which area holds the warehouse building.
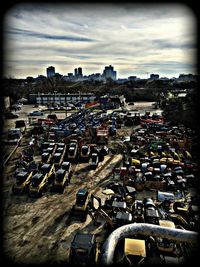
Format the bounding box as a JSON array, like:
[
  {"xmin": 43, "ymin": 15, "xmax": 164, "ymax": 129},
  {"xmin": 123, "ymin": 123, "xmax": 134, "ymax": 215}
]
[{"xmin": 28, "ymin": 93, "xmax": 96, "ymax": 104}]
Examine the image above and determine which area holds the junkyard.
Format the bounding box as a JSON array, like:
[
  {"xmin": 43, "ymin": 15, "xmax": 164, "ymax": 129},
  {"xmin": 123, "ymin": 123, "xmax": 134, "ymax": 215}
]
[
  {"xmin": 2, "ymin": 99, "xmax": 199, "ymax": 266},
  {"xmin": 2, "ymin": 2, "xmax": 199, "ymax": 265}
]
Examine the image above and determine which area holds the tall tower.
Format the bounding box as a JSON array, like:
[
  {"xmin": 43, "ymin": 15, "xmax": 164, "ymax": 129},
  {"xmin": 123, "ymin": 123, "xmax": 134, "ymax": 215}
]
[
  {"xmin": 103, "ymin": 65, "xmax": 116, "ymax": 80},
  {"xmin": 47, "ymin": 66, "xmax": 55, "ymax": 77},
  {"xmin": 78, "ymin": 67, "xmax": 83, "ymax": 77},
  {"xmin": 74, "ymin": 68, "xmax": 78, "ymax": 77}
]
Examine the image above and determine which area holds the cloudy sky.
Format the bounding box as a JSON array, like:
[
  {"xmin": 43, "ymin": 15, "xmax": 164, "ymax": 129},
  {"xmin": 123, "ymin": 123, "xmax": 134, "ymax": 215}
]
[{"xmin": 3, "ymin": 3, "xmax": 197, "ymax": 79}]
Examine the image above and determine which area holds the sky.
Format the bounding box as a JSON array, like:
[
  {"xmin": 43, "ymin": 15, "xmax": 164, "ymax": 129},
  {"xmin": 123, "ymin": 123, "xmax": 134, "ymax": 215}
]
[{"xmin": 3, "ymin": 3, "xmax": 197, "ymax": 79}]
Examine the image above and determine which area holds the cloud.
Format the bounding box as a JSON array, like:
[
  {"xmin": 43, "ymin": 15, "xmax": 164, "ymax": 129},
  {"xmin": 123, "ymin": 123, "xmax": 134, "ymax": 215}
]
[
  {"xmin": 3, "ymin": 3, "xmax": 197, "ymax": 78},
  {"xmin": 6, "ymin": 27, "xmax": 96, "ymax": 42},
  {"xmin": 152, "ymin": 39, "xmax": 196, "ymax": 49}
]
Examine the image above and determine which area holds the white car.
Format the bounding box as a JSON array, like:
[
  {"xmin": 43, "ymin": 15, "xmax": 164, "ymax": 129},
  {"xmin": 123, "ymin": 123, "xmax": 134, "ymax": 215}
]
[{"xmin": 29, "ymin": 111, "xmax": 44, "ymax": 116}]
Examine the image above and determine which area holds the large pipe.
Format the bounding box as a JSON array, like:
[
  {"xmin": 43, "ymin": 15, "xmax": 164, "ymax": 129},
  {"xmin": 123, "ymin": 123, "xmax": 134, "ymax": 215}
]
[{"xmin": 100, "ymin": 223, "xmax": 198, "ymax": 265}]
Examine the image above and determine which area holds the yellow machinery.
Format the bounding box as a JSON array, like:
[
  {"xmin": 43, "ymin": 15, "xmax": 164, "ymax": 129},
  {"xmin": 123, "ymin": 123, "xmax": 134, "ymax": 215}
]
[
  {"xmin": 52, "ymin": 169, "xmax": 69, "ymax": 193},
  {"xmin": 12, "ymin": 171, "xmax": 33, "ymax": 194},
  {"xmin": 130, "ymin": 158, "xmax": 140, "ymax": 166},
  {"xmin": 40, "ymin": 163, "xmax": 55, "ymax": 183},
  {"xmin": 28, "ymin": 172, "xmax": 48, "ymax": 197},
  {"xmin": 70, "ymin": 188, "xmax": 89, "ymax": 222}
]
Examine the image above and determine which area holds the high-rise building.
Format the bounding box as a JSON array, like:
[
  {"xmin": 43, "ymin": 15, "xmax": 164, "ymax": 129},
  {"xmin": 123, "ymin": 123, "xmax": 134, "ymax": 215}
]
[
  {"xmin": 74, "ymin": 68, "xmax": 78, "ymax": 77},
  {"xmin": 102, "ymin": 65, "xmax": 117, "ymax": 81},
  {"xmin": 78, "ymin": 67, "xmax": 83, "ymax": 77},
  {"xmin": 46, "ymin": 66, "xmax": 55, "ymax": 77}
]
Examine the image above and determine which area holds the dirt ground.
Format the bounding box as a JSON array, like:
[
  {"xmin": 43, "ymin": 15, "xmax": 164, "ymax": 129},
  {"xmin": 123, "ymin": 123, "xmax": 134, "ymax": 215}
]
[{"xmin": 2, "ymin": 101, "xmax": 158, "ymax": 264}]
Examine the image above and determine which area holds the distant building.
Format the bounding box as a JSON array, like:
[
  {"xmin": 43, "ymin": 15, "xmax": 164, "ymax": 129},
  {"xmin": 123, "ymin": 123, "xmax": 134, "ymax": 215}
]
[
  {"xmin": 73, "ymin": 67, "xmax": 83, "ymax": 79},
  {"xmin": 150, "ymin": 74, "xmax": 159, "ymax": 80},
  {"xmin": 128, "ymin": 76, "xmax": 137, "ymax": 81},
  {"xmin": 36, "ymin": 75, "xmax": 46, "ymax": 81},
  {"xmin": 87, "ymin": 73, "xmax": 103, "ymax": 81},
  {"xmin": 29, "ymin": 93, "xmax": 96, "ymax": 105},
  {"xmin": 117, "ymin": 78, "xmax": 128, "ymax": 84},
  {"xmin": 55, "ymin": 73, "xmax": 63, "ymax": 79},
  {"xmin": 178, "ymin": 74, "xmax": 197, "ymax": 82},
  {"xmin": 67, "ymin": 73, "xmax": 74, "ymax": 80},
  {"xmin": 102, "ymin": 65, "xmax": 117, "ymax": 81},
  {"xmin": 78, "ymin": 67, "xmax": 83, "ymax": 77},
  {"xmin": 46, "ymin": 66, "xmax": 55, "ymax": 77},
  {"xmin": 74, "ymin": 68, "xmax": 78, "ymax": 77}
]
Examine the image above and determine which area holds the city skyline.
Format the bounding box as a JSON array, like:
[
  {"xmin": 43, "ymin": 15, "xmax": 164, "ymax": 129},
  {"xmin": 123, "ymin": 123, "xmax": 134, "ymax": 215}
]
[{"xmin": 3, "ymin": 3, "xmax": 197, "ymax": 79}]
